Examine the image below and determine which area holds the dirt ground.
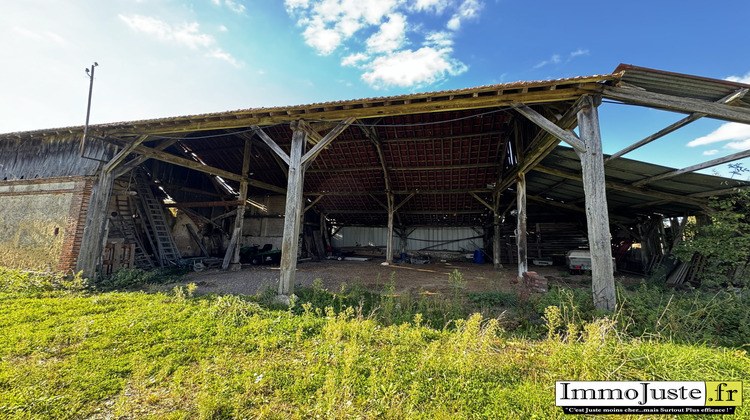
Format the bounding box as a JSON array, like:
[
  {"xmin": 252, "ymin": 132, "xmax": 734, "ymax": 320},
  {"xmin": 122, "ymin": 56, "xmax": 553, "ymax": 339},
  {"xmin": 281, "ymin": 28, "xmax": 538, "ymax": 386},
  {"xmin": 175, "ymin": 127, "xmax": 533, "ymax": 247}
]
[{"xmin": 156, "ymin": 257, "xmax": 645, "ymax": 297}]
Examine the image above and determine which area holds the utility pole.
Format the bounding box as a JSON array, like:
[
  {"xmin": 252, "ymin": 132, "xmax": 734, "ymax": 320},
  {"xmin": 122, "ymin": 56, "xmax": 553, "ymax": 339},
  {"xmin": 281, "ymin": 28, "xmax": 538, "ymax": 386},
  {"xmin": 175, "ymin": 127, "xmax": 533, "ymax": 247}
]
[{"xmin": 80, "ymin": 62, "xmax": 99, "ymax": 157}]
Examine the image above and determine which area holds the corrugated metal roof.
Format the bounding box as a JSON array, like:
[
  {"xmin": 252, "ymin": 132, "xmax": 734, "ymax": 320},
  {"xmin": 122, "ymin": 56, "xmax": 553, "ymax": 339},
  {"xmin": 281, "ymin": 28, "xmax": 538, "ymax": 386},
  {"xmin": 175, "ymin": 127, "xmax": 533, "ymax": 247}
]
[{"xmin": 614, "ymin": 64, "xmax": 750, "ymax": 109}]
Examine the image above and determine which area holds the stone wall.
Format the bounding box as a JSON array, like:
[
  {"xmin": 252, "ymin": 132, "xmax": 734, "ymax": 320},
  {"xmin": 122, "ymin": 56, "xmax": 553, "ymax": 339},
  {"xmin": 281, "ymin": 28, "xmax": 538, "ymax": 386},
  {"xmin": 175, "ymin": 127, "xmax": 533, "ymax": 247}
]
[{"xmin": 0, "ymin": 177, "xmax": 92, "ymax": 271}]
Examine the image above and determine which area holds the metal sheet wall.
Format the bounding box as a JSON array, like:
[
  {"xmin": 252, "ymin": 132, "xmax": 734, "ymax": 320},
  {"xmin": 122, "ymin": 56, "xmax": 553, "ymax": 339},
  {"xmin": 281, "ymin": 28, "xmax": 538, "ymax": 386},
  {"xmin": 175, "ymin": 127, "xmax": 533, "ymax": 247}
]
[{"xmin": 332, "ymin": 226, "xmax": 483, "ymax": 252}]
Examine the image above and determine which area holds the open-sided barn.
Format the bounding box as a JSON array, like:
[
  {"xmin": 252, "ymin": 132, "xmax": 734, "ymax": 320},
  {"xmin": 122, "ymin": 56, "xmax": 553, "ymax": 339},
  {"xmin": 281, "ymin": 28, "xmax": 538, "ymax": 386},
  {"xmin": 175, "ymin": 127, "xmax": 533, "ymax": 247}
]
[{"xmin": 1, "ymin": 64, "xmax": 749, "ymax": 310}]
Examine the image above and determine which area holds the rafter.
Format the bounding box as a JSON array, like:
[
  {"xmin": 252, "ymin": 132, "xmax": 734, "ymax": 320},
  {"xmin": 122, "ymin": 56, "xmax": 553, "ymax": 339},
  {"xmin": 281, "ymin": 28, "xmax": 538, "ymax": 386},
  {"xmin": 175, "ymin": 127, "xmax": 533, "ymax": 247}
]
[
  {"xmin": 633, "ymin": 148, "xmax": 750, "ymax": 187},
  {"xmin": 605, "ymin": 88, "xmax": 749, "ymax": 162},
  {"xmin": 601, "ymin": 85, "xmax": 750, "ymax": 125}
]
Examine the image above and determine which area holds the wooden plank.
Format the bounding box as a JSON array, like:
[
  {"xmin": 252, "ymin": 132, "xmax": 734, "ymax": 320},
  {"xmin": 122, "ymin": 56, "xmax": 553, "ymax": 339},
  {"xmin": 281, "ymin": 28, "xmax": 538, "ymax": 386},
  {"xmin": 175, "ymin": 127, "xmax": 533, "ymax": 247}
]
[
  {"xmin": 303, "ymin": 195, "xmax": 324, "ymax": 213},
  {"xmin": 470, "ymin": 192, "xmax": 494, "ymax": 212},
  {"xmin": 113, "ymin": 138, "xmax": 178, "ymax": 178},
  {"xmin": 516, "ymin": 172, "xmax": 528, "ymax": 278},
  {"xmin": 225, "ymin": 138, "xmax": 252, "ymax": 270},
  {"xmin": 512, "ymin": 103, "xmax": 587, "ymax": 153},
  {"xmin": 104, "ymin": 135, "xmax": 149, "ymax": 173},
  {"xmin": 633, "ymin": 148, "xmax": 750, "ymax": 187},
  {"xmin": 386, "ymin": 194, "xmax": 395, "ymax": 264},
  {"xmin": 301, "ymin": 117, "xmax": 356, "ymax": 165},
  {"xmin": 604, "ymin": 88, "xmax": 748, "ymax": 163},
  {"xmin": 393, "ymin": 193, "xmax": 416, "ymax": 212},
  {"xmin": 532, "ymin": 165, "xmax": 710, "ymax": 208},
  {"xmin": 278, "ymin": 126, "xmax": 306, "ymax": 296},
  {"xmin": 132, "ymin": 143, "xmax": 286, "ymax": 194},
  {"xmin": 76, "ymin": 169, "xmax": 115, "ymax": 280},
  {"xmin": 165, "ymin": 200, "xmax": 243, "ymax": 208},
  {"xmin": 493, "ymin": 192, "xmax": 502, "ymax": 269},
  {"xmin": 305, "ymin": 162, "xmax": 498, "ymax": 173},
  {"xmin": 601, "ymin": 85, "xmax": 750, "ymax": 125},
  {"xmin": 251, "ymin": 125, "xmax": 290, "ymax": 165},
  {"xmin": 577, "ymin": 95, "xmax": 615, "ymax": 312},
  {"xmin": 79, "ymin": 86, "xmax": 599, "ymax": 137}
]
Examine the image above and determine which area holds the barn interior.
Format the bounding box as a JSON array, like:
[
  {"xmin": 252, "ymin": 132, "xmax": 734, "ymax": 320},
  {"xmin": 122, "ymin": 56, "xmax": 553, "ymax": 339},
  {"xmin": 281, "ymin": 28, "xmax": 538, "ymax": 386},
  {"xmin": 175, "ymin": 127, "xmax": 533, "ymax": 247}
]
[{"xmin": 1, "ymin": 64, "xmax": 749, "ymax": 303}]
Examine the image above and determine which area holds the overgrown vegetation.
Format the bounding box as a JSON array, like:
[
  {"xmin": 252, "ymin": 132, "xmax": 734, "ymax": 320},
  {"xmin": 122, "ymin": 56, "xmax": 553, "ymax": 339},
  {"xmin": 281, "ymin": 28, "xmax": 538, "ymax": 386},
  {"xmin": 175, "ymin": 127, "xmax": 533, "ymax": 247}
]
[
  {"xmin": 674, "ymin": 189, "xmax": 750, "ymax": 288},
  {"xmin": 0, "ymin": 268, "xmax": 747, "ymax": 418}
]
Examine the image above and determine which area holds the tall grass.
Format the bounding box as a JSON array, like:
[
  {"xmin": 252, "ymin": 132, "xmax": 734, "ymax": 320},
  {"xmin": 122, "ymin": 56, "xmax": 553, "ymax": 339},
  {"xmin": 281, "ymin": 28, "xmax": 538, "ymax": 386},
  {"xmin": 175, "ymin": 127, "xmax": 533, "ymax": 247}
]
[{"xmin": 0, "ymin": 268, "xmax": 747, "ymax": 419}]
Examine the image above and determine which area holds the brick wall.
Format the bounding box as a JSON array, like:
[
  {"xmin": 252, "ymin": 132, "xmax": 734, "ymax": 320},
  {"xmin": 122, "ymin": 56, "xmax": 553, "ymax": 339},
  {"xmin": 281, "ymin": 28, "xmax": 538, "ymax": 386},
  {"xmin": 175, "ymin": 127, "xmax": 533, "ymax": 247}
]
[{"xmin": 58, "ymin": 178, "xmax": 94, "ymax": 272}]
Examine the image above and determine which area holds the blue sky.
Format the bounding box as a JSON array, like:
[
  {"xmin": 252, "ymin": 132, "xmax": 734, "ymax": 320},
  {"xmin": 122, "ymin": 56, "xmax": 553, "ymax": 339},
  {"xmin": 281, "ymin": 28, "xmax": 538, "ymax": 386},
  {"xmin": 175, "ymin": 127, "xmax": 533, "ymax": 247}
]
[{"xmin": 1, "ymin": 0, "xmax": 749, "ymax": 177}]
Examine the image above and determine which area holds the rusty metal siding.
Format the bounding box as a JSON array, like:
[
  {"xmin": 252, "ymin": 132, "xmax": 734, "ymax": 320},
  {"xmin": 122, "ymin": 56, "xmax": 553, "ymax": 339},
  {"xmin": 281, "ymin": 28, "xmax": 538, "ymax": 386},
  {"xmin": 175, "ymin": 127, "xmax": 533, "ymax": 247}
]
[{"xmin": 332, "ymin": 226, "xmax": 483, "ymax": 252}]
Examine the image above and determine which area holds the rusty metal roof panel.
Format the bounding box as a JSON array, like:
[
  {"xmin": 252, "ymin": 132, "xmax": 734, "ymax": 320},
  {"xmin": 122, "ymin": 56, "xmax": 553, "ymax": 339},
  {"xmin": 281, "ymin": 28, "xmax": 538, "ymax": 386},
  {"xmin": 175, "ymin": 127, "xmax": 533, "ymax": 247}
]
[{"xmin": 614, "ymin": 64, "xmax": 750, "ymax": 108}]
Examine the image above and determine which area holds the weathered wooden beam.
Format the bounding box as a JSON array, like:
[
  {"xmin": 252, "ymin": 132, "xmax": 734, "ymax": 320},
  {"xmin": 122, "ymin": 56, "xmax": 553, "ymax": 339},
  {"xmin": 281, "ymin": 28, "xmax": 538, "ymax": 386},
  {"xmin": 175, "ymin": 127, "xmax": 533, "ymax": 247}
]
[
  {"xmin": 165, "ymin": 200, "xmax": 244, "ymax": 208},
  {"xmin": 633, "ymin": 148, "xmax": 750, "ymax": 187},
  {"xmin": 577, "ymin": 95, "xmax": 615, "ymax": 312},
  {"xmin": 605, "ymin": 88, "xmax": 749, "ymax": 163},
  {"xmin": 224, "ymin": 139, "xmax": 253, "ymax": 270},
  {"xmin": 386, "ymin": 194, "xmax": 395, "ymax": 264},
  {"xmin": 393, "ymin": 193, "xmax": 416, "ymax": 212},
  {"xmin": 493, "ymin": 192, "xmax": 502, "ymax": 269},
  {"xmin": 104, "ymin": 135, "xmax": 149, "ymax": 173},
  {"xmin": 251, "ymin": 125, "xmax": 290, "ymax": 165},
  {"xmin": 516, "ymin": 173, "xmax": 528, "ymax": 278},
  {"xmin": 279, "ymin": 126, "xmax": 307, "ymax": 297},
  {"xmin": 132, "ymin": 143, "xmax": 286, "ymax": 194},
  {"xmin": 532, "ymin": 165, "xmax": 709, "ymax": 208},
  {"xmin": 601, "ymin": 85, "xmax": 750, "ymax": 125},
  {"xmin": 113, "ymin": 138, "xmax": 179, "ymax": 178},
  {"xmin": 309, "ymin": 188, "xmax": 492, "ymax": 196},
  {"xmin": 84, "ymin": 85, "xmax": 600, "ymax": 137},
  {"xmin": 470, "ymin": 192, "xmax": 494, "ymax": 212},
  {"xmin": 303, "ymin": 195, "xmax": 324, "ymax": 213},
  {"xmin": 306, "ymin": 162, "xmax": 498, "ymax": 173},
  {"xmin": 512, "ymin": 104, "xmax": 587, "ymax": 153},
  {"xmin": 76, "ymin": 169, "xmax": 115, "ymax": 280},
  {"xmin": 301, "ymin": 117, "xmax": 356, "ymax": 165},
  {"xmin": 494, "ymin": 97, "xmax": 585, "ymax": 195},
  {"xmin": 527, "ymin": 194, "xmax": 585, "ymax": 213},
  {"xmin": 296, "ymin": 120, "xmax": 324, "ymax": 145}
]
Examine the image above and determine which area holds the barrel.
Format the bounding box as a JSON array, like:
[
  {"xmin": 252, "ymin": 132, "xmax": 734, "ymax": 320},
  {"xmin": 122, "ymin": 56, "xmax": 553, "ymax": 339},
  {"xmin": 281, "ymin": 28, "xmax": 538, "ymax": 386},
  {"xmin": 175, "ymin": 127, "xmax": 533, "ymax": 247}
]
[{"xmin": 473, "ymin": 250, "xmax": 484, "ymax": 264}]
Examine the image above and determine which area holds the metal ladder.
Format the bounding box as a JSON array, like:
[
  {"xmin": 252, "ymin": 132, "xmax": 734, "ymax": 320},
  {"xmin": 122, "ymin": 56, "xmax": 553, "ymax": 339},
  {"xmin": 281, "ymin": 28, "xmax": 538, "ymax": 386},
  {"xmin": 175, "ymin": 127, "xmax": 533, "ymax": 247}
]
[
  {"xmin": 133, "ymin": 169, "xmax": 181, "ymax": 266},
  {"xmin": 110, "ymin": 182, "xmax": 155, "ymax": 270}
]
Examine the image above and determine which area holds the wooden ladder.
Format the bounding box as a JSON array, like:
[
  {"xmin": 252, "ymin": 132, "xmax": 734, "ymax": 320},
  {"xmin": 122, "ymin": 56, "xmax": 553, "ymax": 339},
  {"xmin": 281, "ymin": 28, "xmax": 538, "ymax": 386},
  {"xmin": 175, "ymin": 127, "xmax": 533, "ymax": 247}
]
[{"xmin": 133, "ymin": 169, "xmax": 181, "ymax": 267}]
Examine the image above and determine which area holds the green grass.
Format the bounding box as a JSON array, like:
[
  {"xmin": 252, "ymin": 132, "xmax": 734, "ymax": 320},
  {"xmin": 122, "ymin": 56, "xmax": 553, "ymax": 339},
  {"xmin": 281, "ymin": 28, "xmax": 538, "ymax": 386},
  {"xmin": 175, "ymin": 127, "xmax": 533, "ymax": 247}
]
[{"xmin": 0, "ymin": 269, "xmax": 748, "ymax": 419}]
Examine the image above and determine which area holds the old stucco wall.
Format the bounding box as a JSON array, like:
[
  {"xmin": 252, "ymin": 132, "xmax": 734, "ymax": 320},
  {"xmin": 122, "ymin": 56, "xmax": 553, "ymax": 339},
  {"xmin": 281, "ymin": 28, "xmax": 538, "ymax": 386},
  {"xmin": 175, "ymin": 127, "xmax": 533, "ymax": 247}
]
[{"xmin": 0, "ymin": 178, "xmax": 91, "ymax": 271}]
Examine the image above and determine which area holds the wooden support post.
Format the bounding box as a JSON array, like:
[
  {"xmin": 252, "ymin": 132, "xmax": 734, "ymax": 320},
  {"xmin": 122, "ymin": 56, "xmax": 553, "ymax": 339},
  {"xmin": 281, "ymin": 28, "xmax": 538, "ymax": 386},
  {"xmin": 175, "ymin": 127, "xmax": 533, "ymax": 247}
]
[
  {"xmin": 386, "ymin": 194, "xmax": 395, "ymax": 264},
  {"xmin": 76, "ymin": 169, "xmax": 115, "ymax": 280},
  {"xmin": 493, "ymin": 192, "xmax": 502, "ymax": 269},
  {"xmin": 223, "ymin": 139, "xmax": 252, "ymax": 271},
  {"xmin": 278, "ymin": 125, "xmax": 306, "ymax": 296},
  {"xmin": 577, "ymin": 95, "xmax": 616, "ymax": 311},
  {"xmin": 516, "ymin": 173, "xmax": 528, "ymax": 278}
]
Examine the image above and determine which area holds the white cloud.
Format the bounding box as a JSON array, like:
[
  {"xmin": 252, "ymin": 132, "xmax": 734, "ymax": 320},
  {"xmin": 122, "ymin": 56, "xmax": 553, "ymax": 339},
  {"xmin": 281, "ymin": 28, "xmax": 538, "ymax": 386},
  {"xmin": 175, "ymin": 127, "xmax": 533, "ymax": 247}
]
[
  {"xmin": 365, "ymin": 13, "xmax": 406, "ymax": 53},
  {"xmin": 224, "ymin": 0, "xmax": 246, "ymax": 14},
  {"xmin": 534, "ymin": 54, "xmax": 561, "ymax": 69},
  {"xmin": 687, "ymin": 122, "xmax": 750, "ymax": 147},
  {"xmin": 570, "ymin": 49, "xmax": 589, "ymax": 58},
  {"xmin": 412, "ymin": 0, "xmax": 449, "ymax": 13},
  {"xmin": 726, "ymin": 138, "xmax": 750, "ymax": 150},
  {"xmin": 446, "ymin": 0, "xmax": 482, "ymax": 30},
  {"xmin": 362, "ymin": 46, "xmax": 467, "ymax": 88},
  {"xmin": 703, "ymin": 149, "xmax": 719, "ymax": 156},
  {"xmin": 285, "ymin": 0, "xmax": 484, "ymax": 88},
  {"xmin": 13, "ymin": 26, "xmax": 68, "ymax": 46},
  {"xmin": 119, "ymin": 14, "xmax": 239, "ymax": 65},
  {"xmin": 342, "ymin": 52, "xmax": 369, "ymax": 67},
  {"xmin": 726, "ymin": 71, "xmax": 750, "ymax": 85}
]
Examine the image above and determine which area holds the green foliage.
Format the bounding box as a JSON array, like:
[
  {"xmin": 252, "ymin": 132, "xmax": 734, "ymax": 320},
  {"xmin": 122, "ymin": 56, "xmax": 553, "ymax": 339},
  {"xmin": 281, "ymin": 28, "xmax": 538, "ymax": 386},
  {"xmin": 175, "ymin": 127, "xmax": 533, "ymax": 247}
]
[
  {"xmin": 673, "ymin": 189, "xmax": 750, "ymax": 287},
  {"xmin": 0, "ymin": 269, "xmax": 747, "ymax": 419},
  {"xmin": 0, "ymin": 267, "xmax": 88, "ymax": 296},
  {"xmin": 536, "ymin": 284, "xmax": 749, "ymax": 349},
  {"xmin": 96, "ymin": 267, "xmax": 188, "ymax": 290}
]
